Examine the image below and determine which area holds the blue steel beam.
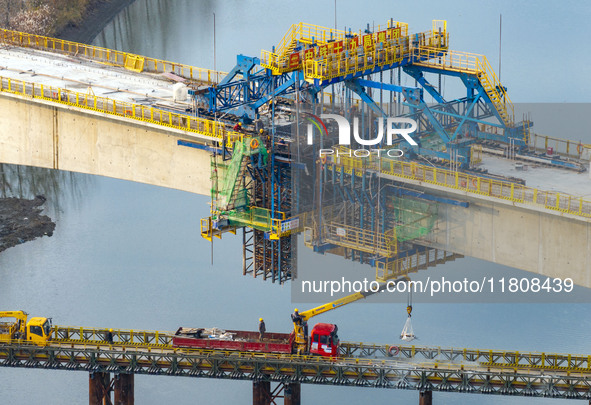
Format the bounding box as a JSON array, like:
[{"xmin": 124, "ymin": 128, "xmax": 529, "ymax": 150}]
[
  {"xmin": 403, "ymin": 66, "xmax": 446, "ymax": 104},
  {"xmin": 409, "ymin": 64, "xmax": 512, "ymax": 134},
  {"xmin": 344, "ymin": 79, "xmax": 388, "ymax": 117}
]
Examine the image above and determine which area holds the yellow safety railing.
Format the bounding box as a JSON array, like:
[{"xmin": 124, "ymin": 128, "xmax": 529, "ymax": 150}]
[
  {"xmin": 54, "ymin": 326, "xmax": 173, "ymax": 347},
  {"xmin": 263, "ymin": 20, "xmax": 415, "ymax": 77},
  {"xmin": 302, "ymin": 28, "xmax": 448, "ymax": 81},
  {"xmin": 531, "ymin": 133, "xmax": 591, "ymax": 161},
  {"xmin": 477, "ymin": 55, "xmax": 513, "ymax": 125},
  {"xmin": 413, "ymin": 47, "xmax": 478, "ymax": 72},
  {"xmin": 0, "ymin": 75, "xmax": 240, "ymax": 141},
  {"xmin": 470, "ymin": 144, "xmax": 483, "ymax": 165},
  {"xmin": 325, "ymin": 149, "xmax": 591, "ymax": 220},
  {"xmin": 323, "ymin": 221, "xmax": 397, "ymax": 257},
  {"xmin": 207, "ymin": 206, "xmax": 301, "ymax": 240},
  {"xmin": 273, "ymin": 22, "xmax": 349, "ymax": 57},
  {"xmin": 376, "ymin": 249, "xmax": 459, "ymax": 282},
  {"xmin": 299, "ymin": 205, "xmax": 397, "ymax": 256},
  {"xmin": 413, "ymin": 47, "xmax": 513, "ymax": 125},
  {"xmin": 0, "ymin": 28, "xmax": 227, "ymax": 84},
  {"xmin": 303, "ymin": 37, "xmax": 409, "ymax": 81}
]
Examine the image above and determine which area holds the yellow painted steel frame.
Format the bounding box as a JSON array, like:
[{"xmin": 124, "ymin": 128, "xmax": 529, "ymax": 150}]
[
  {"xmin": 321, "ymin": 221, "xmax": 397, "ymax": 257},
  {"xmin": 261, "ymin": 20, "xmax": 416, "ymax": 76},
  {"xmin": 0, "ymin": 311, "xmax": 27, "ymax": 342},
  {"xmin": 531, "ymin": 133, "xmax": 591, "ymax": 161},
  {"xmin": 0, "ymin": 75, "xmax": 242, "ymax": 142},
  {"xmin": 272, "ymin": 22, "xmax": 349, "ymax": 58},
  {"xmin": 304, "ymin": 31, "xmax": 447, "ymax": 81},
  {"xmin": 28, "ymin": 324, "xmax": 591, "ymax": 374}
]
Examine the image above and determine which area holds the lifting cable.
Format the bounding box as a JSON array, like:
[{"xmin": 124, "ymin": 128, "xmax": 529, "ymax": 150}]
[{"xmin": 400, "ymin": 283, "xmax": 416, "ymax": 342}]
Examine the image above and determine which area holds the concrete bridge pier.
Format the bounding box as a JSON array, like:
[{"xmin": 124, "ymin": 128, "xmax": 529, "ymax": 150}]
[
  {"xmin": 253, "ymin": 381, "xmax": 301, "ymax": 405},
  {"xmin": 89, "ymin": 372, "xmax": 134, "ymax": 405},
  {"xmin": 284, "ymin": 383, "xmax": 301, "ymax": 405},
  {"xmin": 253, "ymin": 380, "xmax": 271, "ymax": 405},
  {"xmin": 419, "ymin": 390, "xmax": 433, "ymax": 405},
  {"xmin": 114, "ymin": 374, "xmax": 134, "ymax": 405}
]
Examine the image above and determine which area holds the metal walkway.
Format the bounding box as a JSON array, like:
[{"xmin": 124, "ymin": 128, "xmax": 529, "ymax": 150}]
[
  {"xmin": 0, "ymin": 28, "xmax": 238, "ymax": 142},
  {"xmin": 411, "ymin": 48, "xmax": 514, "ymax": 126},
  {"xmin": 1, "ymin": 326, "xmax": 590, "ymax": 400}
]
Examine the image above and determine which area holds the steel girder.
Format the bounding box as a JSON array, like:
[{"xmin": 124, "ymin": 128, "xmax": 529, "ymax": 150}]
[{"xmin": 1, "ymin": 342, "xmax": 591, "ymax": 399}]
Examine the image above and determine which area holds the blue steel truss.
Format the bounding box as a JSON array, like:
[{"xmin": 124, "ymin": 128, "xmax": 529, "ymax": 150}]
[{"xmin": 196, "ymin": 27, "xmax": 529, "ymax": 167}]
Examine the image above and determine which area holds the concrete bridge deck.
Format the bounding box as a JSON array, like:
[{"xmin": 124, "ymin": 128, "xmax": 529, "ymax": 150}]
[
  {"xmin": 1, "ymin": 28, "xmax": 591, "ymax": 286},
  {"xmin": 0, "ymin": 45, "xmax": 195, "ymax": 114}
]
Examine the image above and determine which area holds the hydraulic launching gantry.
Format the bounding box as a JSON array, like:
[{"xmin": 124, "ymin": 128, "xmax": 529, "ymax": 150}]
[{"xmin": 196, "ymin": 18, "xmax": 536, "ymax": 285}]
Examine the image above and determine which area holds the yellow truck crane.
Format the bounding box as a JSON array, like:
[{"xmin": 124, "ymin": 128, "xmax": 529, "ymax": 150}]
[
  {"xmin": 0, "ymin": 311, "xmax": 52, "ymax": 345},
  {"xmin": 291, "ymin": 285, "xmax": 388, "ymax": 356}
]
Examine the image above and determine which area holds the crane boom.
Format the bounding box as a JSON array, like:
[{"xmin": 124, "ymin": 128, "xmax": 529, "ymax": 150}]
[
  {"xmin": 299, "ymin": 289, "xmax": 383, "ymax": 322},
  {"xmin": 0, "ymin": 311, "xmax": 28, "ymax": 321}
]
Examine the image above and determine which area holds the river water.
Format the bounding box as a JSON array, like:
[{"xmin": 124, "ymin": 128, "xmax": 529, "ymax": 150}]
[{"xmin": 1, "ymin": 0, "xmax": 591, "ymax": 404}]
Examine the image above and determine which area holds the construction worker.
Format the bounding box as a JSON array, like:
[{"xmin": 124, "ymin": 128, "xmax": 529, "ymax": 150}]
[
  {"xmin": 106, "ymin": 328, "xmax": 113, "ymax": 344},
  {"xmin": 291, "ymin": 309, "xmax": 302, "ymax": 325},
  {"xmin": 291, "ymin": 309, "xmax": 308, "ymax": 338},
  {"xmin": 233, "ymin": 122, "xmax": 242, "ymax": 132},
  {"xmin": 258, "ymin": 318, "xmax": 266, "ymax": 341},
  {"xmin": 277, "ymin": 137, "xmax": 288, "ymax": 152}
]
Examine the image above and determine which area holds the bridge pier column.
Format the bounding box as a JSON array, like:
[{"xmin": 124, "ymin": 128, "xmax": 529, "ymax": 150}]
[
  {"xmin": 253, "ymin": 380, "xmax": 271, "ymax": 405},
  {"xmin": 114, "ymin": 374, "xmax": 134, "ymax": 405},
  {"xmin": 419, "ymin": 390, "xmax": 433, "ymax": 405},
  {"xmin": 89, "ymin": 372, "xmax": 111, "ymax": 405},
  {"xmin": 284, "ymin": 383, "xmax": 301, "ymax": 405}
]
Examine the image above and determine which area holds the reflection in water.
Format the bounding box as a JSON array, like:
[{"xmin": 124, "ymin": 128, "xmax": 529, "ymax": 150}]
[{"xmin": 0, "ymin": 164, "xmax": 93, "ymax": 216}]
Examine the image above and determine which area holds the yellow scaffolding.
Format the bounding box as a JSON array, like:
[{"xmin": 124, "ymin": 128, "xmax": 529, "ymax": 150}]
[{"xmin": 261, "ymin": 20, "xmax": 421, "ymax": 78}]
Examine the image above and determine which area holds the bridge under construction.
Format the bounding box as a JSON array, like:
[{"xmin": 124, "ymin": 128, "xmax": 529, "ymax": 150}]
[{"xmin": 1, "ymin": 19, "xmax": 590, "ymax": 285}]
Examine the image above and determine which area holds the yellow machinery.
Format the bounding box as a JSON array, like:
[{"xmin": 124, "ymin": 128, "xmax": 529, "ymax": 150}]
[
  {"xmin": 291, "ymin": 287, "xmax": 386, "ymax": 355},
  {"xmin": 0, "ymin": 311, "xmax": 52, "ymax": 345}
]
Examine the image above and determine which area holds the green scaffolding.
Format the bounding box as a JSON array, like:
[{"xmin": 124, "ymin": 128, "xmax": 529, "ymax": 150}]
[
  {"xmin": 392, "ymin": 197, "xmax": 438, "ymax": 242},
  {"xmin": 213, "ymin": 137, "xmax": 268, "ymax": 211},
  {"xmin": 216, "ymin": 141, "xmax": 246, "ymax": 209}
]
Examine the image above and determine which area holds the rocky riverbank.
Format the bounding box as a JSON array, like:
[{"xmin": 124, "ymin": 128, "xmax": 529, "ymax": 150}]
[
  {"xmin": 0, "ymin": 196, "xmax": 55, "ymax": 254},
  {"xmin": 0, "ymin": 0, "xmax": 134, "ymax": 255}
]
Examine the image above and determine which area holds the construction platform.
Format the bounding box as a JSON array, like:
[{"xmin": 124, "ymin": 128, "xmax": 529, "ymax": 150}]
[{"xmin": 1, "ymin": 325, "xmax": 591, "ymax": 402}]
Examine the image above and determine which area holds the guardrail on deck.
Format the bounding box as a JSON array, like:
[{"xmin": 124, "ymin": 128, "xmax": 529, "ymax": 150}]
[
  {"xmin": 0, "ymin": 75, "xmax": 241, "ymax": 141},
  {"xmin": 328, "ymin": 152, "xmax": 591, "ymax": 220},
  {"xmin": 0, "ymin": 28, "xmax": 227, "ymax": 84}
]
